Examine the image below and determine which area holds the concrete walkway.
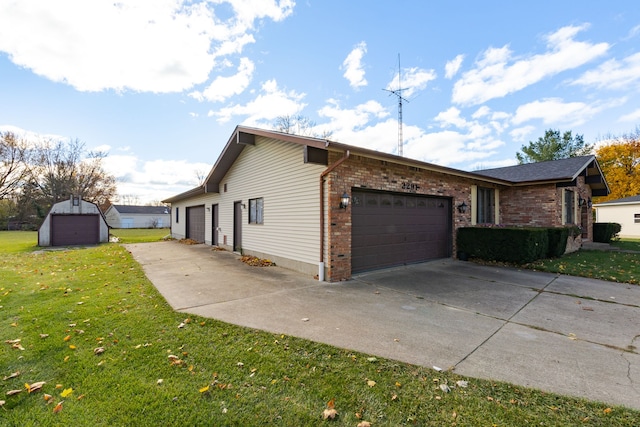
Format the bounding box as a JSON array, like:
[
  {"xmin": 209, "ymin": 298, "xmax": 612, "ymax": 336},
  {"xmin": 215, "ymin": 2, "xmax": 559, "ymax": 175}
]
[{"xmin": 126, "ymin": 241, "xmax": 640, "ymax": 410}]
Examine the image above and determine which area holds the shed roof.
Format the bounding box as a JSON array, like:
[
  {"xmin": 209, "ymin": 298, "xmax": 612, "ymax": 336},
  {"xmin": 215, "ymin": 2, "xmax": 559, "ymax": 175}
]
[
  {"xmin": 112, "ymin": 205, "xmax": 170, "ymax": 215},
  {"xmin": 593, "ymin": 195, "xmax": 640, "ymax": 206}
]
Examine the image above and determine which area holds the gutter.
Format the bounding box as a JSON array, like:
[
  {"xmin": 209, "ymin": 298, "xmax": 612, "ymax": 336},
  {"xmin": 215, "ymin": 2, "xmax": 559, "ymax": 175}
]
[{"xmin": 318, "ymin": 150, "xmax": 350, "ymax": 281}]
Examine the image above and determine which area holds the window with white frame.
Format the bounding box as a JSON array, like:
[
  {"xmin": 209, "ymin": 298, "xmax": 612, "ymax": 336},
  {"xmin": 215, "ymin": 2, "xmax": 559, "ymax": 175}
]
[
  {"xmin": 249, "ymin": 198, "xmax": 263, "ymax": 224},
  {"xmin": 634, "ymin": 214, "xmax": 640, "ymax": 224}
]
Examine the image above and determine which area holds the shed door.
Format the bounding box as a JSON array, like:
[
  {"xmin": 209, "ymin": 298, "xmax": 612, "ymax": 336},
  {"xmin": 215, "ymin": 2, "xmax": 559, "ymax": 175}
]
[
  {"xmin": 186, "ymin": 206, "xmax": 205, "ymax": 243},
  {"xmin": 51, "ymin": 214, "xmax": 100, "ymax": 246},
  {"xmin": 351, "ymin": 191, "xmax": 451, "ymax": 273}
]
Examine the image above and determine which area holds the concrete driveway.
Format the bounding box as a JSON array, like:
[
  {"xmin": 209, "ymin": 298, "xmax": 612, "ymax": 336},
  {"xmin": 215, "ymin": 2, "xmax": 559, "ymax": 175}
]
[{"xmin": 126, "ymin": 241, "xmax": 640, "ymax": 410}]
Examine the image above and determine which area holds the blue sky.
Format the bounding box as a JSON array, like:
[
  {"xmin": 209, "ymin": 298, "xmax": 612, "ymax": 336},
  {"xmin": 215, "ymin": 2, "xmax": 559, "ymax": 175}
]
[{"xmin": 1, "ymin": 1, "xmax": 640, "ymax": 204}]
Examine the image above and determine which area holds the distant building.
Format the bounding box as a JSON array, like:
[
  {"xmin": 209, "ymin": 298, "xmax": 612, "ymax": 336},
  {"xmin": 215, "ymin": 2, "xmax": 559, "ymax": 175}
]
[
  {"xmin": 104, "ymin": 205, "xmax": 170, "ymax": 229},
  {"xmin": 593, "ymin": 195, "xmax": 640, "ymax": 238}
]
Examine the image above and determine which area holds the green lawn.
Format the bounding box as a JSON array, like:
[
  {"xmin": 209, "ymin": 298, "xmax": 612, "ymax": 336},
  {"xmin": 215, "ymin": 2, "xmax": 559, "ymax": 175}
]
[
  {"xmin": 524, "ymin": 239, "xmax": 640, "ymax": 284},
  {"xmin": 1, "ymin": 232, "xmax": 638, "ymax": 425},
  {"xmin": 110, "ymin": 227, "xmax": 170, "ymax": 243}
]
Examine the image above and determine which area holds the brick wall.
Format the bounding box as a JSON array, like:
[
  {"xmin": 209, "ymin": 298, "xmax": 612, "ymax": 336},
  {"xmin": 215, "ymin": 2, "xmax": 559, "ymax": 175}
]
[
  {"xmin": 325, "ymin": 153, "xmax": 478, "ymax": 281},
  {"xmin": 324, "ymin": 153, "xmax": 593, "ymax": 281}
]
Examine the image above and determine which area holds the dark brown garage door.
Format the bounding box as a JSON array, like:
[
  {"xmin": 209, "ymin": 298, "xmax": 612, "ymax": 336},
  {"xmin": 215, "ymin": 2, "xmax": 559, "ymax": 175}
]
[
  {"xmin": 351, "ymin": 190, "xmax": 451, "ymax": 273},
  {"xmin": 186, "ymin": 206, "xmax": 205, "ymax": 243},
  {"xmin": 51, "ymin": 214, "xmax": 100, "ymax": 246}
]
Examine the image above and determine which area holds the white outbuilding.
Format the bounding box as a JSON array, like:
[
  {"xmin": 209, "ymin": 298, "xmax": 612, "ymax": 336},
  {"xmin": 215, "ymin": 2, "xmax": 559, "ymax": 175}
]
[{"xmin": 38, "ymin": 196, "xmax": 110, "ymax": 246}]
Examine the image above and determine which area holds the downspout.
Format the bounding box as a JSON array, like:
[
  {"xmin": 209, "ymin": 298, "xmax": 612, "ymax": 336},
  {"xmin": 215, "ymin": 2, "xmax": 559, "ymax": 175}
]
[{"xmin": 319, "ymin": 150, "xmax": 350, "ymax": 281}]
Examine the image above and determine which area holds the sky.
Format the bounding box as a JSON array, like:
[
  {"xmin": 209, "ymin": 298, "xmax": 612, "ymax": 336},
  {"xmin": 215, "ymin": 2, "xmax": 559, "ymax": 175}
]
[{"xmin": 1, "ymin": 1, "xmax": 640, "ymax": 204}]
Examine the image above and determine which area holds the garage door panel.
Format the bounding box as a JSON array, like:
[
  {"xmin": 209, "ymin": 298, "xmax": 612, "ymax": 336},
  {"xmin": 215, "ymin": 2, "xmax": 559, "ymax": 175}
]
[
  {"xmin": 51, "ymin": 215, "xmax": 99, "ymax": 246},
  {"xmin": 352, "ymin": 191, "xmax": 452, "ymax": 273},
  {"xmin": 186, "ymin": 206, "xmax": 205, "ymax": 243}
]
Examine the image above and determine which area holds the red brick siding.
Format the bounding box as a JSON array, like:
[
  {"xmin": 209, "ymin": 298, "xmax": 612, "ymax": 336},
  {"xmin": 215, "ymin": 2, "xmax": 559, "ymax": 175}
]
[{"xmin": 324, "ymin": 153, "xmax": 593, "ymax": 281}]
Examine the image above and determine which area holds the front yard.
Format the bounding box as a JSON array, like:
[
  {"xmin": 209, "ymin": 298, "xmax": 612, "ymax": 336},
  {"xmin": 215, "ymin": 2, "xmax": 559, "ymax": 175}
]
[{"xmin": 1, "ymin": 231, "xmax": 638, "ymax": 425}]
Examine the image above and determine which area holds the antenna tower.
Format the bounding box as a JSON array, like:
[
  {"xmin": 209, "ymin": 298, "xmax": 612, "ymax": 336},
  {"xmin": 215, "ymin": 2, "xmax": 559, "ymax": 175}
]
[{"xmin": 383, "ymin": 54, "xmax": 409, "ymax": 156}]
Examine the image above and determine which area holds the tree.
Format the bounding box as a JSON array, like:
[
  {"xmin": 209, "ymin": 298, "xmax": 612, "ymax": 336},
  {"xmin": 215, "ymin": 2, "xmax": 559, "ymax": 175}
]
[
  {"xmin": 273, "ymin": 115, "xmax": 333, "ymax": 139},
  {"xmin": 11, "ymin": 138, "xmax": 117, "ymax": 225},
  {"xmin": 29, "ymin": 138, "xmax": 116, "ymax": 207},
  {"xmin": 0, "ymin": 131, "xmax": 30, "ymax": 199},
  {"xmin": 595, "ymin": 127, "xmax": 640, "ymax": 202},
  {"xmin": 516, "ymin": 129, "xmax": 593, "ymax": 164}
]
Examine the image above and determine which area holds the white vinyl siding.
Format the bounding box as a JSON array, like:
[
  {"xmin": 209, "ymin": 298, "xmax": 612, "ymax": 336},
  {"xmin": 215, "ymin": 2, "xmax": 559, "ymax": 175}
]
[
  {"xmin": 219, "ymin": 137, "xmax": 325, "ymax": 265},
  {"xmin": 595, "ymin": 202, "xmax": 640, "ymax": 238}
]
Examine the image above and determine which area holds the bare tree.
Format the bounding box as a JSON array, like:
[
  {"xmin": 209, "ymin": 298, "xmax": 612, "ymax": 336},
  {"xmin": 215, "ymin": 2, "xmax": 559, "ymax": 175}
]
[
  {"xmin": 117, "ymin": 194, "xmax": 140, "ymax": 205},
  {"xmin": 0, "ymin": 132, "xmax": 30, "ymax": 199},
  {"xmin": 273, "ymin": 115, "xmax": 333, "ymax": 139},
  {"xmin": 28, "ymin": 138, "xmax": 117, "ymax": 206}
]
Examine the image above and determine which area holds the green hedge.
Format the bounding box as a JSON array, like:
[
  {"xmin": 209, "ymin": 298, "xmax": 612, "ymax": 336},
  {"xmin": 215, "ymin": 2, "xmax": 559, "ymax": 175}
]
[
  {"xmin": 593, "ymin": 222, "xmax": 621, "ymax": 243},
  {"xmin": 456, "ymin": 226, "xmax": 578, "ymax": 263},
  {"xmin": 457, "ymin": 227, "xmax": 549, "ymax": 264}
]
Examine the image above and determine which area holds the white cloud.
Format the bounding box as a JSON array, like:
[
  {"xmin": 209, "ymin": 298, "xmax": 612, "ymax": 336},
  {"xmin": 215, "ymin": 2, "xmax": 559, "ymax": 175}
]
[
  {"xmin": 342, "ymin": 42, "xmax": 368, "ymax": 89},
  {"xmin": 190, "ymin": 57, "xmax": 255, "ymax": 102},
  {"xmin": 452, "ymin": 24, "xmax": 609, "ymax": 106},
  {"xmin": 619, "ymin": 108, "xmax": 640, "ymax": 123},
  {"xmin": 0, "ymin": 0, "xmax": 294, "ymax": 93},
  {"xmin": 571, "ymin": 52, "xmax": 640, "ymax": 90},
  {"xmin": 209, "ymin": 79, "xmax": 306, "ymax": 125},
  {"xmin": 445, "ymin": 54, "xmax": 464, "ymax": 79},
  {"xmin": 103, "ymin": 153, "xmax": 211, "ymax": 203},
  {"xmin": 510, "ymin": 125, "xmax": 536, "ymax": 142},
  {"xmin": 512, "ymin": 97, "xmax": 620, "ymax": 127},
  {"xmin": 385, "ymin": 67, "xmax": 436, "ymax": 98}
]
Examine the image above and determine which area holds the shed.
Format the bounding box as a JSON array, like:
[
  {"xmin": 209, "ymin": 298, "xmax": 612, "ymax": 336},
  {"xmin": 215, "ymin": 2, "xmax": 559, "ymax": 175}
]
[
  {"xmin": 104, "ymin": 205, "xmax": 170, "ymax": 228},
  {"xmin": 38, "ymin": 196, "xmax": 110, "ymax": 246},
  {"xmin": 593, "ymin": 195, "xmax": 640, "ymax": 238}
]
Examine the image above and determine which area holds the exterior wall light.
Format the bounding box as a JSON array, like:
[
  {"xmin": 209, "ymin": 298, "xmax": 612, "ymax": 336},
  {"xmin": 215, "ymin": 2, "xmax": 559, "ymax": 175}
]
[
  {"xmin": 457, "ymin": 201, "xmax": 467, "ymax": 213},
  {"xmin": 339, "ymin": 192, "xmax": 350, "ymax": 209}
]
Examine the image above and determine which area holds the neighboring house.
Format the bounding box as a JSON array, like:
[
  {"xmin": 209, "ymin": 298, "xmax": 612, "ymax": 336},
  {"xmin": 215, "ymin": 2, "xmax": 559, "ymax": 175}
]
[
  {"xmin": 39, "ymin": 196, "xmax": 109, "ymax": 246},
  {"xmin": 162, "ymin": 126, "xmax": 609, "ymax": 282},
  {"xmin": 104, "ymin": 205, "xmax": 170, "ymax": 228},
  {"xmin": 593, "ymin": 195, "xmax": 640, "ymax": 238}
]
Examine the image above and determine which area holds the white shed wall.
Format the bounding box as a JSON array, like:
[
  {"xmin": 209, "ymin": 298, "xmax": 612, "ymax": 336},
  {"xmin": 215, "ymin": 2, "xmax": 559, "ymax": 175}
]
[{"xmin": 595, "ymin": 204, "xmax": 640, "ymax": 238}]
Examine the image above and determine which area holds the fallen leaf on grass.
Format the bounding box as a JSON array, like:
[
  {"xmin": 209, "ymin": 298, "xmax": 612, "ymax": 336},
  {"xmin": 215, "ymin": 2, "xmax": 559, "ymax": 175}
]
[
  {"xmin": 63, "ymin": 335, "xmax": 71, "ymax": 342},
  {"xmin": 26, "ymin": 381, "xmax": 46, "ymax": 393},
  {"xmin": 53, "ymin": 401, "xmax": 63, "ymax": 413},
  {"xmin": 60, "ymin": 388, "xmax": 73, "ymax": 398},
  {"xmin": 439, "ymin": 384, "xmax": 451, "ymax": 393},
  {"xmin": 322, "ymin": 409, "xmax": 338, "ymax": 420},
  {"xmin": 0, "ymin": 400, "xmax": 4, "ymax": 407},
  {"xmin": 44, "ymin": 394, "xmax": 53, "ymax": 402},
  {"xmin": 456, "ymin": 380, "xmax": 468, "ymax": 388},
  {"xmin": 357, "ymin": 422, "xmax": 371, "ymax": 427},
  {"xmin": 604, "ymin": 407, "xmax": 612, "ymax": 414},
  {"xmin": 6, "ymin": 390, "xmax": 22, "ymax": 396},
  {"xmin": 199, "ymin": 385, "xmax": 210, "ymax": 393},
  {"xmin": 40, "ymin": 334, "xmax": 49, "ymax": 339},
  {"xmin": 3, "ymin": 371, "xmax": 20, "ymax": 381},
  {"xmin": 94, "ymin": 347, "xmax": 105, "ymax": 355},
  {"xmin": 366, "ymin": 380, "xmax": 376, "ymax": 387}
]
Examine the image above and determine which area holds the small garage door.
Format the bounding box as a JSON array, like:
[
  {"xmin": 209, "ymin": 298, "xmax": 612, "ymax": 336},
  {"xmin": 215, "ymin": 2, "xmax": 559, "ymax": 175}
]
[
  {"xmin": 351, "ymin": 190, "xmax": 451, "ymax": 273},
  {"xmin": 186, "ymin": 206, "xmax": 205, "ymax": 243},
  {"xmin": 51, "ymin": 214, "xmax": 100, "ymax": 246}
]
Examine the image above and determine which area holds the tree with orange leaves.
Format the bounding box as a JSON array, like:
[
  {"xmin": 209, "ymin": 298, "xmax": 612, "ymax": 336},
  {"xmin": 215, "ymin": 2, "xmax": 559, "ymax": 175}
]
[{"xmin": 595, "ymin": 126, "xmax": 640, "ymax": 202}]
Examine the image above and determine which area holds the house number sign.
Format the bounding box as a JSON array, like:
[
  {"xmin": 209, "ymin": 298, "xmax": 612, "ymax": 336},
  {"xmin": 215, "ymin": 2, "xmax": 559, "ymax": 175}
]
[{"xmin": 401, "ymin": 182, "xmax": 420, "ymax": 191}]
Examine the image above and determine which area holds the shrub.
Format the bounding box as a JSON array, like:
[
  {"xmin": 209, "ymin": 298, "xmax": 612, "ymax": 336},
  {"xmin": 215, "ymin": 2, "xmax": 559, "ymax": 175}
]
[
  {"xmin": 593, "ymin": 222, "xmax": 621, "ymax": 243},
  {"xmin": 457, "ymin": 227, "xmax": 548, "ymax": 264},
  {"xmin": 546, "ymin": 227, "xmax": 572, "ymax": 258}
]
